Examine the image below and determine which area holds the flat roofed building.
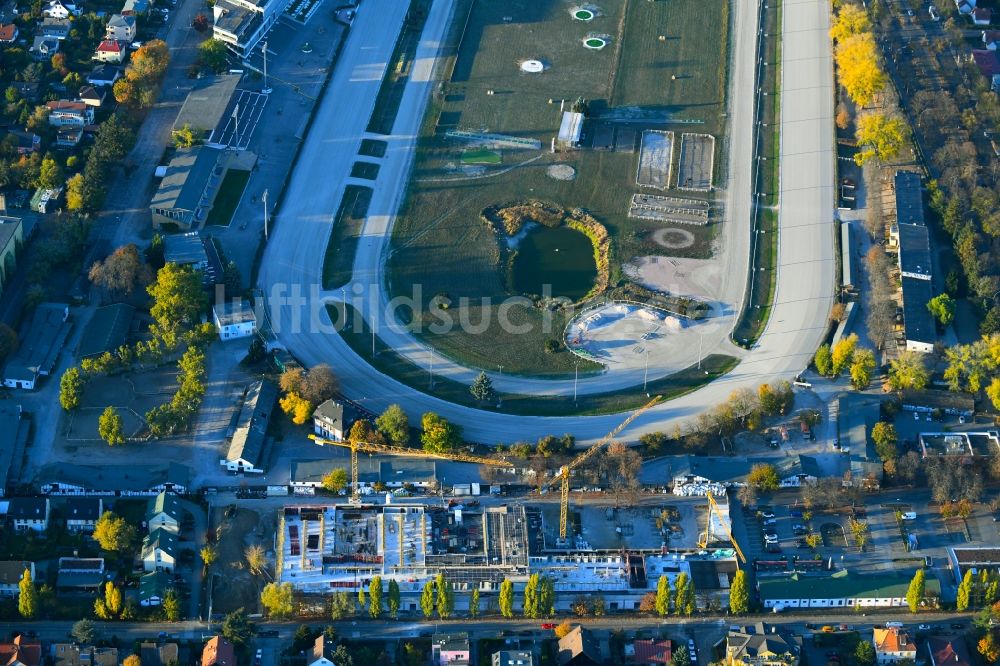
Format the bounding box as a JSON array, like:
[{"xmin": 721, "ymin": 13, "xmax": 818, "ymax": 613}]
[
  {"xmin": 432, "ymin": 633, "xmax": 470, "ymax": 666},
  {"xmin": 757, "ymin": 570, "xmax": 941, "ymax": 609},
  {"xmin": 150, "ymin": 146, "xmax": 226, "ymax": 230},
  {"xmin": 0, "ymin": 401, "xmax": 24, "ymax": 497},
  {"xmin": 223, "ymin": 380, "xmax": 277, "ymax": 473},
  {"xmin": 37, "ymin": 462, "xmax": 191, "ymax": 496},
  {"xmin": 163, "ymin": 232, "xmax": 209, "ymax": 269},
  {"xmin": 3, "ymin": 303, "xmax": 70, "ymax": 389},
  {"xmin": 172, "ymin": 74, "xmax": 241, "ymax": 140},
  {"xmin": 894, "ymin": 171, "xmax": 924, "ymax": 227},
  {"xmin": 213, "ymin": 0, "xmax": 290, "ymax": 57},
  {"xmin": 896, "ymin": 223, "xmax": 932, "ymax": 280},
  {"xmin": 56, "ymin": 557, "xmax": 105, "ymax": 591},
  {"xmin": 0, "ymin": 215, "xmax": 23, "ymax": 297},
  {"xmin": 213, "ymin": 299, "xmax": 256, "ymax": 340},
  {"xmin": 558, "ymin": 112, "xmax": 584, "ymax": 148},
  {"xmin": 494, "ymin": 651, "xmax": 534, "ymax": 666}
]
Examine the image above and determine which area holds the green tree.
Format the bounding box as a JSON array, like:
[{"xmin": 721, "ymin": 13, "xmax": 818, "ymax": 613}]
[
  {"xmin": 105, "ymin": 581, "xmax": 122, "ymax": 616},
  {"xmin": 375, "ymin": 403, "xmax": 409, "ymax": 444},
  {"xmin": 470, "ymin": 371, "xmax": 495, "ymax": 402},
  {"xmin": 522, "ymin": 573, "xmax": 539, "ymax": 618},
  {"xmin": 221, "ymin": 608, "xmax": 255, "ymax": 645},
  {"xmin": 420, "ymin": 581, "xmax": 435, "ymax": 618},
  {"xmin": 388, "ymin": 579, "xmax": 401, "ymax": 618},
  {"xmin": 261, "ymin": 582, "xmax": 295, "ymax": 618},
  {"xmin": 675, "ymin": 572, "xmax": 695, "ymax": 616},
  {"xmin": 93, "ymin": 511, "xmax": 136, "ymax": 552},
  {"xmin": 172, "ymin": 123, "xmax": 196, "ymax": 149},
  {"xmin": 747, "ymin": 463, "xmax": 780, "ymax": 491},
  {"xmin": 850, "ymin": 348, "xmax": 877, "ymax": 390},
  {"xmin": 330, "ymin": 591, "xmax": 354, "ymax": 619},
  {"xmin": 163, "ymin": 588, "xmax": 181, "ymax": 621},
  {"xmin": 322, "ymin": 468, "xmax": 348, "ymax": 494},
  {"xmin": 814, "ymin": 344, "xmax": 833, "ymax": 375},
  {"xmin": 17, "ymin": 568, "xmax": 36, "ymax": 619},
  {"xmin": 357, "ymin": 586, "xmax": 366, "ymax": 613},
  {"xmin": 655, "ymin": 574, "xmax": 671, "ymax": 616},
  {"xmin": 369, "ymin": 576, "xmax": 383, "ymax": 618},
  {"xmin": 887, "ymin": 352, "xmax": 930, "ymax": 391},
  {"xmin": 198, "ymin": 39, "xmax": 229, "ymax": 73},
  {"xmin": 38, "ymin": 154, "xmax": 64, "ymax": 190},
  {"xmin": 59, "ymin": 367, "xmax": 85, "ymax": 411},
  {"xmin": 927, "ymin": 293, "xmax": 956, "ymax": 327},
  {"xmin": 98, "ymin": 406, "xmax": 126, "ymax": 446},
  {"xmin": 436, "ymin": 573, "xmax": 453, "ymax": 619},
  {"xmin": 730, "ymin": 570, "xmax": 751, "ymax": 614},
  {"xmin": 906, "ymin": 569, "xmax": 925, "ymax": 613},
  {"xmin": 421, "ymin": 412, "xmax": 462, "ymax": 453},
  {"xmin": 147, "ymin": 262, "xmax": 205, "ymax": 349},
  {"xmin": 499, "ymin": 579, "xmax": 514, "ymax": 618},
  {"xmin": 855, "ymin": 640, "xmax": 876, "ymax": 666},
  {"xmin": 871, "ymin": 422, "xmax": 898, "ymax": 462},
  {"xmin": 957, "ymin": 570, "xmax": 974, "ymax": 611},
  {"xmin": 540, "ymin": 577, "xmax": 555, "ymax": 617},
  {"xmin": 469, "ymin": 588, "xmax": 480, "ymax": 618},
  {"xmin": 855, "ymin": 111, "xmax": 908, "ymax": 164},
  {"xmin": 200, "ymin": 545, "xmax": 218, "ymax": 568},
  {"xmin": 71, "ymin": 619, "xmax": 97, "ymax": 644},
  {"xmin": 672, "ymin": 646, "xmax": 692, "ymax": 666},
  {"xmin": 831, "ymin": 333, "xmax": 859, "ymax": 376}
]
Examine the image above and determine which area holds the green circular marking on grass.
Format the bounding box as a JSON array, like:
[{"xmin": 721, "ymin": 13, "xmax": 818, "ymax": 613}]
[
  {"xmin": 574, "ymin": 9, "xmax": 594, "ymax": 20},
  {"xmin": 583, "ymin": 37, "xmax": 607, "ymax": 49}
]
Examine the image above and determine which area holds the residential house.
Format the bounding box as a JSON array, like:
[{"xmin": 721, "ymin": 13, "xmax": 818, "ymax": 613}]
[
  {"xmin": 956, "ymin": 0, "xmax": 976, "ymax": 14},
  {"xmin": 105, "ymin": 13, "xmax": 136, "ymax": 42},
  {"xmin": 141, "ymin": 527, "xmax": 178, "ymax": 572},
  {"xmin": 0, "ymin": 636, "xmax": 42, "ymax": 666},
  {"xmin": 41, "ymin": 0, "xmax": 75, "ymax": 18},
  {"xmin": 138, "ymin": 570, "xmax": 170, "ymax": 606},
  {"xmin": 493, "ymin": 651, "xmax": 533, "ymax": 666},
  {"xmin": 78, "ymin": 85, "xmax": 106, "ymax": 108},
  {"xmin": 121, "ymin": 0, "xmax": 150, "ymax": 15},
  {"xmin": 146, "ymin": 491, "xmax": 182, "ymax": 533},
  {"xmin": 212, "ymin": 300, "xmax": 256, "ymax": 340},
  {"xmin": 8, "ymin": 497, "xmax": 50, "ymax": 532},
  {"xmin": 726, "ymin": 624, "xmax": 799, "ymax": 666},
  {"xmin": 56, "ymin": 557, "xmax": 105, "ymax": 592},
  {"xmin": 974, "ymin": 6, "xmax": 992, "ymax": 24},
  {"xmin": 52, "ymin": 644, "xmax": 118, "ymax": 666},
  {"xmin": 0, "ymin": 23, "xmax": 18, "ymax": 43},
  {"xmin": 4, "ymin": 129, "xmax": 40, "ymax": 155},
  {"xmin": 983, "ymin": 29, "xmax": 1000, "ymax": 49},
  {"xmin": 872, "ymin": 628, "xmax": 917, "ymax": 665},
  {"xmin": 30, "ymin": 36, "xmax": 60, "ymax": 60},
  {"xmin": 432, "ymin": 634, "xmax": 470, "ymax": 666},
  {"xmin": 557, "ymin": 627, "xmax": 604, "ymax": 666},
  {"xmin": 757, "ymin": 570, "xmax": 941, "ymax": 610},
  {"xmin": 40, "ymin": 17, "xmax": 71, "ymax": 39},
  {"xmin": 87, "ymin": 64, "xmax": 122, "ymax": 87},
  {"xmin": 626, "ymin": 640, "xmax": 671, "ymax": 666},
  {"xmin": 313, "ymin": 399, "xmax": 347, "ymax": 441},
  {"xmin": 139, "ymin": 643, "xmax": 179, "ymax": 666},
  {"xmin": 58, "ymin": 127, "xmax": 85, "ymax": 147},
  {"xmin": 46, "ymin": 100, "xmax": 94, "ymax": 127},
  {"xmin": 309, "ymin": 637, "xmax": 344, "ymax": 666},
  {"xmin": 202, "ymin": 637, "xmax": 236, "ymax": 666},
  {"xmin": 222, "ymin": 379, "xmax": 278, "ymax": 473},
  {"xmin": 31, "ymin": 184, "xmax": 65, "ymax": 209},
  {"xmin": 927, "ymin": 636, "xmax": 972, "ymax": 666},
  {"xmin": 93, "ymin": 39, "xmax": 126, "ymax": 63},
  {"xmin": 63, "ymin": 496, "xmax": 102, "ymax": 532},
  {"xmin": 2, "ymin": 303, "xmax": 72, "ymax": 390},
  {"xmin": 0, "ymin": 561, "xmax": 33, "ymax": 597}
]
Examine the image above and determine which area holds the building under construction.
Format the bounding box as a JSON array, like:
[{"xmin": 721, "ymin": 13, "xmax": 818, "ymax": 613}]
[{"xmin": 277, "ymin": 503, "xmax": 739, "ymax": 612}]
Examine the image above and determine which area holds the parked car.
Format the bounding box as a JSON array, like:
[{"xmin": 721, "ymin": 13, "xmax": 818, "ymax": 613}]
[
  {"xmin": 761, "ymin": 510, "xmax": 775, "ymax": 519},
  {"xmin": 918, "ymin": 624, "xmax": 931, "ymax": 631},
  {"xmin": 793, "ymin": 524, "xmax": 808, "ymax": 534},
  {"xmin": 763, "ymin": 517, "xmax": 777, "ymax": 526},
  {"xmin": 541, "ymin": 623, "xmax": 556, "ymax": 630},
  {"xmin": 790, "ymin": 509, "xmax": 804, "ymax": 518}
]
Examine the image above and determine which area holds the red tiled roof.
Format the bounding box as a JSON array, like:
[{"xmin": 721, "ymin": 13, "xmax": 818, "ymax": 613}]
[
  {"xmin": 984, "ymin": 30, "xmax": 1000, "ymax": 43},
  {"xmin": 873, "ymin": 628, "xmax": 916, "ymax": 654},
  {"xmin": 928, "ymin": 636, "xmax": 973, "ymax": 666},
  {"xmin": 96, "ymin": 39, "xmax": 122, "ymax": 52},
  {"xmin": 0, "ymin": 636, "xmax": 42, "ymax": 666},
  {"xmin": 972, "ymin": 49, "xmax": 1000, "ymax": 76},
  {"xmin": 0, "ymin": 24, "xmax": 16, "ymax": 41},
  {"xmin": 974, "ymin": 7, "xmax": 993, "ymax": 20},
  {"xmin": 202, "ymin": 636, "xmax": 236, "ymax": 666},
  {"xmin": 632, "ymin": 640, "xmax": 672, "ymax": 665},
  {"xmin": 46, "ymin": 99, "xmax": 87, "ymax": 112}
]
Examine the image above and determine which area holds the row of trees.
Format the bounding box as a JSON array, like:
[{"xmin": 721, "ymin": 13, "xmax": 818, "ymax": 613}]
[
  {"xmin": 112, "ymin": 40, "xmax": 171, "ymax": 110},
  {"xmin": 813, "ymin": 334, "xmax": 877, "ymax": 389},
  {"xmin": 66, "ymin": 115, "xmax": 135, "ymax": 212}
]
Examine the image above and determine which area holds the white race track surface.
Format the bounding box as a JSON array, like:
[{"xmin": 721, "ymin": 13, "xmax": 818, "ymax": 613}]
[{"xmin": 258, "ymin": 0, "xmax": 835, "ymax": 443}]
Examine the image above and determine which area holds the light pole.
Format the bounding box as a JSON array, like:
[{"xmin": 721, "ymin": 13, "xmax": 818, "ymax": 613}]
[
  {"xmin": 573, "ymin": 362, "xmax": 578, "ymax": 404},
  {"xmin": 261, "ymin": 40, "xmax": 272, "ymax": 94},
  {"xmin": 643, "ymin": 348, "xmax": 649, "ymax": 393},
  {"xmin": 262, "ymin": 188, "xmax": 269, "ymax": 240}
]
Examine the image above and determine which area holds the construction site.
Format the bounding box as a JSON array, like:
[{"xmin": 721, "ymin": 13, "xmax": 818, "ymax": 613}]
[{"xmin": 275, "ymin": 499, "xmax": 740, "ymax": 612}]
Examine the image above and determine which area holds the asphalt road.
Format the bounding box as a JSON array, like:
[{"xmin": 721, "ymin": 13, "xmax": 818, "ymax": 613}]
[{"xmin": 258, "ymin": 0, "xmax": 836, "ymax": 443}]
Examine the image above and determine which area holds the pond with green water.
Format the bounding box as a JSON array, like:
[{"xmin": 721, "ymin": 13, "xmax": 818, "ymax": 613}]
[{"xmin": 512, "ymin": 225, "xmax": 597, "ymax": 301}]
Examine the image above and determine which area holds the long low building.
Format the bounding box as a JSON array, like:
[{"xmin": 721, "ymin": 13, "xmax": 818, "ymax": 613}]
[
  {"xmin": 37, "ymin": 463, "xmax": 191, "ymax": 496},
  {"xmin": 3, "ymin": 303, "xmax": 71, "ymax": 389},
  {"xmin": 758, "ymin": 570, "xmax": 940, "ymax": 610}
]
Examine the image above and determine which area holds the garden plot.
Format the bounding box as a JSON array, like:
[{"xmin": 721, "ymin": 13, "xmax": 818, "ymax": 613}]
[
  {"xmin": 628, "ymin": 193, "xmax": 709, "ymax": 226},
  {"xmin": 636, "ymin": 130, "xmax": 674, "ymax": 189},
  {"xmin": 677, "ymin": 133, "xmax": 715, "ymax": 191}
]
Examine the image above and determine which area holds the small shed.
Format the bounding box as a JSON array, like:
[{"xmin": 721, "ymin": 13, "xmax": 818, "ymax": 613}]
[{"xmin": 557, "ymin": 111, "xmax": 584, "ymax": 148}]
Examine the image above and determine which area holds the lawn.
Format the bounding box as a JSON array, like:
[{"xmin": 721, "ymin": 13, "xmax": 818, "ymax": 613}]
[
  {"xmin": 328, "ymin": 304, "xmax": 737, "ymax": 416},
  {"xmin": 322, "ymin": 185, "xmax": 372, "ymax": 290},
  {"xmin": 385, "ymin": 0, "xmax": 731, "ymax": 375},
  {"xmin": 205, "ymin": 169, "xmax": 251, "ymax": 227},
  {"xmin": 461, "ymin": 148, "xmax": 501, "ymax": 165}
]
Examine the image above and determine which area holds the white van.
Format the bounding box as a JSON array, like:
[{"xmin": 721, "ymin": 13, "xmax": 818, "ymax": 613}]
[{"xmin": 902, "ymin": 511, "xmax": 917, "ymax": 520}]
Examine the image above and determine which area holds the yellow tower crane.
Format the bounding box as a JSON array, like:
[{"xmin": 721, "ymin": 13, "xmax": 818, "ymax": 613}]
[
  {"xmin": 698, "ymin": 491, "xmax": 746, "ymax": 563},
  {"xmin": 308, "ymin": 434, "xmax": 514, "ymax": 500},
  {"xmin": 543, "ymin": 395, "xmax": 663, "ymax": 546}
]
